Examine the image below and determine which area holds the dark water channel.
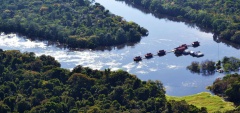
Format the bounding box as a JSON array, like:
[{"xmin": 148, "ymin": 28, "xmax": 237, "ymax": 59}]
[{"xmin": 1, "ymin": 0, "xmax": 240, "ymax": 96}]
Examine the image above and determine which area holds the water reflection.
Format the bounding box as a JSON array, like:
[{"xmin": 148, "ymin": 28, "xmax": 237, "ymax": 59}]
[
  {"xmin": 187, "ymin": 70, "xmax": 216, "ymax": 76},
  {"xmin": 213, "ymin": 35, "xmax": 240, "ymax": 50},
  {"xmin": 115, "ymin": 0, "xmax": 213, "ymax": 32},
  {"xmin": 113, "ymin": 0, "xmax": 240, "ymax": 50}
]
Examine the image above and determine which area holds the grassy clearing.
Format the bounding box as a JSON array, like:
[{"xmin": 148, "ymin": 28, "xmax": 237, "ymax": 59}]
[{"xmin": 166, "ymin": 92, "xmax": 235, "ymax": 113}]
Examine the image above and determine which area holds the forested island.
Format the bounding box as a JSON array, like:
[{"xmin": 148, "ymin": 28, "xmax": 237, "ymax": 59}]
[
  {"xmin": 0, "ymin": 49, "xmax": 208, "ymax": 112},
  {"xmin": 118, "ymin": 0, "xmax": 240, "ymax": 46},
  {"xmin": 0, "ymin": 0, "xmax": 148, "ymax": 48}
]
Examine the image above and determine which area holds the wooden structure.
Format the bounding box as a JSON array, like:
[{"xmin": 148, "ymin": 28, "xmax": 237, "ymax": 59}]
[
  {"xmin": 145, "ymin": 53, "xmax": 153, "ymax": 58},
  {"xmin": 133, "ymin": 56, "xmax": 142, "ymax": 61},
  {"xmin": 158, "ymin": 50, "xmax": 166, "ymax": 56},
  {"xmin": 192, "ymin": 41, "xmax": 200, "ymax": 47}
]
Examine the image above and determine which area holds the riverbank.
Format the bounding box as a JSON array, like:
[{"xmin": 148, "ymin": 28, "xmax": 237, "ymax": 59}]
[{"xmin": 167, "ymin": 92, "xmax": 235, "ymax": 113}]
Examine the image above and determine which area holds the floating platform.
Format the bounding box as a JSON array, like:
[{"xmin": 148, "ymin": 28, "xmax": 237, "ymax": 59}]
[
  {"xmin": 133, "ymin": 41, "xmax": 202, "ymax": 61},
  {"xmin": 145, "ymin": 53, "xmax": 153, "ymax": 59},
  {"xmin": 133, "ymin": 56, "xmax": 142, "ymax": 61},
  {"xmin": 158, "ymin": 50, "xmax": 166, "ymax": 56}
]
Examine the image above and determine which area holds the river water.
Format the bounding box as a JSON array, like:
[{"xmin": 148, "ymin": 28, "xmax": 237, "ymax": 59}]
[{"xmin": 1, "ymin": 0, "xmax": 240, "ymax": 96}]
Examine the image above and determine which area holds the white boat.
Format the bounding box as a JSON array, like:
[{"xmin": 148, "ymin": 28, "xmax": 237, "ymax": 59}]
[
  {"xmin": 193, "ymin": 51, "xmax": 204, "ymax": 57},
  {"xmin": 183, "ymin": 49, "xmax": 190, "ymax": 55},
  {"xmin": 189, "ymin": 50, "xmax": 195, "ymax": 55}
]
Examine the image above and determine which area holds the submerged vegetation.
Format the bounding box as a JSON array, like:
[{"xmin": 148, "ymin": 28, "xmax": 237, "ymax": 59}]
[
  {"xmin": 117, "ymin": 0, "xmax": 240, "ymax": 46},
  {"xmin": 0, "ymin": 49, "xmax": 207, "ymax": 112},
  {"xmin": 186, "ymin": 60, "xmax": 215, "ymax": 75},
  {"xmin": 187, "ymin": 57, "xmax": 240, "ymax": 75},
  {"xmin": 0, "ymin": 0, "xmax": 148, "ymax": 49}
]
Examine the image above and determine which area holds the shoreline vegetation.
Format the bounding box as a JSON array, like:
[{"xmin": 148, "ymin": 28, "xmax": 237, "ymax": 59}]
[
  {"xmin": 167, "ymin": 92, "xmax": 235, "ymax": 113},
  {"xmin": 185, "ymin": 56, "xmax": 240, "ymax": 112},
  {"xmin": 209, "ymin": 73, "xmax": 240, "ymax": 105},
  {"xmin": 0, "ymin": 0, "xmax": 148, "ymax": 49},
  {"xmin": 186, "ymin": 57, "xmax": 240, "ymax": 75},
  {"xmin": 116, "ymin": 0, "xmax": 240, "ymax": 46},
  {"xmin": 0, "ymin": 49, "xmax": 207, "ymax": 112}
]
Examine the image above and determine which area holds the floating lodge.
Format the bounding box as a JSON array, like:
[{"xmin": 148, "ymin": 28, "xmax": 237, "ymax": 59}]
[
  {"xmin": 134, "ymin": 56, "xmax": 142, "ymax": 61},
  {"xmin": 133, "ymin": 41, "xmax": 203, "ymax": 61},
  {"xmin": 145, "ymin": 53, "xmax": 153, "ymax": 59}
]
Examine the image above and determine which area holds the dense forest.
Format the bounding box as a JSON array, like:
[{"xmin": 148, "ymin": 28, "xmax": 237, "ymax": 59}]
[
  {"xmin": 0, "ymin": 49, "xmax": 207, "ymax": 112},
  {"xmin": 118, "ymin": 0, "xmax": 240, "ymax": 46},
  {"xmin": 0, "ymin": 0, "xmax": 148, "ymax": 48}
]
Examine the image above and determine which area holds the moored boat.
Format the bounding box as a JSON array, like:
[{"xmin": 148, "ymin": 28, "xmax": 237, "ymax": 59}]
[
  {"xmin": 189, "ymin": 50, "xmax": 195, "ymax": 55},
  {"xmin": 175, "ymin": 44, "xmax": 188, "ymax": 50},
  {"xmin": 158, "ymin": 50, "xmax": 166, "ymax": 56},
  {"xmin": 183, "ymin": 49, "xmax": 190, "ymax": 55},
  {"xmin": 145, "ymin": 53, "xmax": 153, "ymax": 58},
  {"xmin": 180, "ymin": 44, "xmax": 188, "ymax": 49},
  {"xmin": 192, "ymin": 41, "xmax": 200, "ymax": 47},
  {"xmin": 174, "ymin": 46, "xmax": 186, "ymax": 54},
  {"xmin": 134, "ymin": 56, "xmax": 142, "ymax": 61},
  {"xmin": 190, "ymin": 51, "xmax": 204, "ymax": 57},
  {"xmin": 194, "ymin": 51, "xmax": 204, "ymax": 57}
]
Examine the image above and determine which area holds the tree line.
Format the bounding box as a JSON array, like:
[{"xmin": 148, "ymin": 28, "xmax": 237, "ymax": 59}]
[
  {"xmin": 187, "ymin": 56, "xmax": 240, "ymax": 75},
  {"xmin": 209, "ymin": 73, "xmax": 240, "ymax": 107},
  {"xmin": 0, "ymin": 48, "xmax": 207, "ymax": 112},
  {"xmin": 187, "ymin": 60, "xmax": 216, "ymax": 75},
  {"xmin": 0, "ymin": 0, "xmax": 148, "ymax": 49},
  {"xmin": 117, "ymin": 0, "xmax": 240, "ymax": 46}
]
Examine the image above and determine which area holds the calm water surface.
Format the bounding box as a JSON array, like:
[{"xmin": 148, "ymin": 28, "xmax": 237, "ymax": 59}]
[{"xmin": 1, "ymin": 0, "xmax": 240, "ymax": 96}]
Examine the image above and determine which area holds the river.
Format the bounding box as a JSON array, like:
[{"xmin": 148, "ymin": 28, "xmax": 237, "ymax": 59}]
[{"xmin": 1, "ymin": 0, "xmax": 240, "ymax": 96}]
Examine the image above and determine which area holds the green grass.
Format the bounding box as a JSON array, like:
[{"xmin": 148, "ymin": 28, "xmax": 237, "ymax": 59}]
[{"xmin": 166, "ymin": 92, "xmax": 235, "ymax": 113}]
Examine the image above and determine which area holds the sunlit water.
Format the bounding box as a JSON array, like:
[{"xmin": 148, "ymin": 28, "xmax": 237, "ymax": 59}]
[{"xmin": 1, "ymin": 0, "xmax": 240, "ymax": 96}]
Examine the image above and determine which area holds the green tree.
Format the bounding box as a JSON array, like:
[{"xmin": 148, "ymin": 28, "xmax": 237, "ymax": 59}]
[
  {"xmin": 0, "ymin": 103, "xmax": 10, "ymax": 113},
  {"xmin": 17, "ymin": 100, "xmax": 31, "ymax": 113},
  {"xmin": 3, "ymin": 96, "xmax": 15, "ymax": 111},
  {"xmin": 225, "ymin": 82, "xmax": 240, "ymax": 102}
]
